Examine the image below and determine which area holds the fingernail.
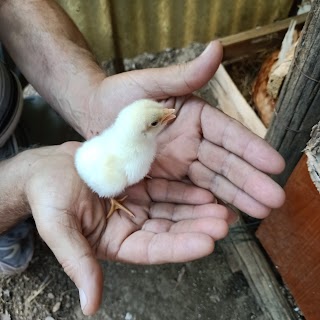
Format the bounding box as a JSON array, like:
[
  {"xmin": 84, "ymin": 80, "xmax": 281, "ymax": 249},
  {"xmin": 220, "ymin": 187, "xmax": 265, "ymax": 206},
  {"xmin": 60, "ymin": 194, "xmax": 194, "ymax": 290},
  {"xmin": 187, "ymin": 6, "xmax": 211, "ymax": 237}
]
[
  {"xmin": 200, "ymin": 41, "xmax": 212, "ymax": 56},
  {"xmin": 79, "ymin": 288, "xmax": 87, "ymax": 312}
]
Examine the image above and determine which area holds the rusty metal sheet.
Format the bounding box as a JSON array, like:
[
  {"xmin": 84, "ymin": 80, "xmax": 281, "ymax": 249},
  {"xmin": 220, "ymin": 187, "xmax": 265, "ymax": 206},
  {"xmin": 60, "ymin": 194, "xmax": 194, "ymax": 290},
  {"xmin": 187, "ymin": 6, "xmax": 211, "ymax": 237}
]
[{"xmin": 57, "ymin": 0, "xmax": 293, "ymax": 61}]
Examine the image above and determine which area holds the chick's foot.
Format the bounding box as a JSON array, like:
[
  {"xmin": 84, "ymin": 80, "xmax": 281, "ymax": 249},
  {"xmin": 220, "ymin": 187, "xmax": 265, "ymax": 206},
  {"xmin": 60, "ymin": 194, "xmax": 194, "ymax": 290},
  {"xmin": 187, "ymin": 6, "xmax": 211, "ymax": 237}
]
[{"xmin": 106, "ymin": 196, "xmax": 135, "ymax": 219}]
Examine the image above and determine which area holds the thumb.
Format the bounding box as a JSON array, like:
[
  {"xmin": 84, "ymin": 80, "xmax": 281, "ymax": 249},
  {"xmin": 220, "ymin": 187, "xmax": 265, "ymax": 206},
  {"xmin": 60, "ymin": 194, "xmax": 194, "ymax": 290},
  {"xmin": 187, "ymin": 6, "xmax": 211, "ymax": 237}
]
[
  {"xmin": 35, "ymin": 218, "xmax": 103, "ymax": 316},
  {"xmin": 133, "ymin": 40, "xmax": 223, "ymax": 98}
]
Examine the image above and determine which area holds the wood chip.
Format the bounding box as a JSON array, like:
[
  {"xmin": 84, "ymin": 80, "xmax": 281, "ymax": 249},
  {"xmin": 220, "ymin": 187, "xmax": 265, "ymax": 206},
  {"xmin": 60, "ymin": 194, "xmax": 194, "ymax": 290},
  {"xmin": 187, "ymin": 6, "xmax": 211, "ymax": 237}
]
[
  {"xmin": 52, "ymin": 301, "xmax": 61, "ymax": 313},
  {"xmin": 0, "ymin": 311, "xmax": 11, "ymax": 320}
]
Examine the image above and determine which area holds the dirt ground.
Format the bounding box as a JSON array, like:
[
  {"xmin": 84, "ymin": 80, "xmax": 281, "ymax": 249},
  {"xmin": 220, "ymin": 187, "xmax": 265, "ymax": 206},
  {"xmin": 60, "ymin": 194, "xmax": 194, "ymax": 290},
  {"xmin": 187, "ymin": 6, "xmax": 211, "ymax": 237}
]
[
  {"xmin": 0, "ymin": 43, "xmax": 300, "ymax": 320},
  {"xmin": 1, "ymin": 238, "xmax": 264, "ymax": 320}
]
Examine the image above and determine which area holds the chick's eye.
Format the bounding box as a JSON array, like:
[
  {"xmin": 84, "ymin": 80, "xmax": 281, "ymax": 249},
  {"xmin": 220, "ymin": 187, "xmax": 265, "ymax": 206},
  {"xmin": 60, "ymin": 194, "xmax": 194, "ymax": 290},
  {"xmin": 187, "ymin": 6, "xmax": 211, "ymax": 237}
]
[{"xmin": 150, "ymin": 121, "xmax": 159, "ymax": 127}]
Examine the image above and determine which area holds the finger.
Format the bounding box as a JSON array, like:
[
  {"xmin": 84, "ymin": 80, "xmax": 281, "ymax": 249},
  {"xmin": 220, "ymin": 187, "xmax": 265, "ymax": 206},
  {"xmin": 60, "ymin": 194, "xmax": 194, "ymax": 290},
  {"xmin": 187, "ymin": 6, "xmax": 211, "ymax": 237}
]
[
  {"xmin": 128, "ymin": 41, "xmax": 222, "ymax": 98},
  {"xmin": 188, "ymin": 161, "xmax": 273, "ymax": 218},
  {"xmin": 146, "ymin": 178, "xmax": 215, "ymax": 204},
  {"xmin": 201, "ymin": 105, "xmax": 285, "ymax": 174},
  {"xmin": 33, "ymin": 211, "xmax": 103, "ymax": 316},
  {"xmin": 116, "ymin": 231, "xmax": 215, "ymax": 264},
  {"xmin": 142, "ymin": 217, "xmax": 229, "ymax": 240},
  {"xmin": 198, "ymin": 140, "xmax": 285, "ymax": 209},
  {"xmin": 149, "ymin": 202, "xmax": 238, "ymax": 225}
]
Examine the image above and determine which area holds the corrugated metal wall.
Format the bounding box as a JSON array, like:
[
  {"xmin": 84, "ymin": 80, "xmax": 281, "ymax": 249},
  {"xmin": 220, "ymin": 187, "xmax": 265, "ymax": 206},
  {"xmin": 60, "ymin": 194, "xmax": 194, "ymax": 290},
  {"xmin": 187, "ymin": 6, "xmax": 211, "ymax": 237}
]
[{"xmin": 57, "ymin": 0, "xmax": 293, "ymax": 62}]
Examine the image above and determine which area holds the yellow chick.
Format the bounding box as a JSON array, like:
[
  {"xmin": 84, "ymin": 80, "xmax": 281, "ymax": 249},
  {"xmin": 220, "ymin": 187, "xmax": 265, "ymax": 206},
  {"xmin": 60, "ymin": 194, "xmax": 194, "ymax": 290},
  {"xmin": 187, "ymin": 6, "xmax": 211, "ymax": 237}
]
[{"xmin": 75, "ymin": 99, "xmax": 176, "ymax": 219}]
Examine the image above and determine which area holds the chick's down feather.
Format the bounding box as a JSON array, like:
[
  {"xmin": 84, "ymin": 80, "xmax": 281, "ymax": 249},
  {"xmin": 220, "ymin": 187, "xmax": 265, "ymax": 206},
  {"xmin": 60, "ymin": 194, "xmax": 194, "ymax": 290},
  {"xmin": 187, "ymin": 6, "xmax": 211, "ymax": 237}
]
[{"xmin": 74, "ymin": 99, "xmax": 176, "ymax": 218}]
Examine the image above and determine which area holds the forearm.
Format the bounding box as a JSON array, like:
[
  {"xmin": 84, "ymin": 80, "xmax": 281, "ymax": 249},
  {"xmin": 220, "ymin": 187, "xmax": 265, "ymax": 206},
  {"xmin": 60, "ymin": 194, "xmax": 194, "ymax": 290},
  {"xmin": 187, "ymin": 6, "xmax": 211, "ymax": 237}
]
[
  {"xmin": 0, "ymin": 0, "xmax": 106, "ymax": 136},
  {"xmin": 0, "ymin": 152, "xmax": 33, "ymax": 233}
]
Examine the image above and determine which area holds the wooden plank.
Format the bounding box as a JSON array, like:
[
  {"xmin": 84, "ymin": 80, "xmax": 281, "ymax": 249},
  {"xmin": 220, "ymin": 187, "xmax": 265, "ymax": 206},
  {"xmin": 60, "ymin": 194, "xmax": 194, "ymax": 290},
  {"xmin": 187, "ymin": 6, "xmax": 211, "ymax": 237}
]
[
  {"xmin": 265, "ymin": 3, "xmax": 320, "ymax": 187},
  {"xmin": 220, "ymin": 13, "xmax": 307, "ymax": 62},
  {"xmin": 221, "ymin": 217, "xmax": 297, "ymax": 320},
  {"xmin": 209, "ymin": 65, "xmax": 267, "ymax": 138},
  {"xmin": 257, "ymin": 155, "xmax": 320, "ymax": 320}
]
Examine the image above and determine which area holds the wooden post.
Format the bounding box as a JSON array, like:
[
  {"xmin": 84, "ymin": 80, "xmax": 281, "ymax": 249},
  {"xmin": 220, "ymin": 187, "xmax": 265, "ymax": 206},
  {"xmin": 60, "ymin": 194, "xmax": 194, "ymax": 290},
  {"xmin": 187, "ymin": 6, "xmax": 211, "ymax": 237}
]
[{"xmin": 266, "ymin": 1, "xmax": 320, "ymax": 186}]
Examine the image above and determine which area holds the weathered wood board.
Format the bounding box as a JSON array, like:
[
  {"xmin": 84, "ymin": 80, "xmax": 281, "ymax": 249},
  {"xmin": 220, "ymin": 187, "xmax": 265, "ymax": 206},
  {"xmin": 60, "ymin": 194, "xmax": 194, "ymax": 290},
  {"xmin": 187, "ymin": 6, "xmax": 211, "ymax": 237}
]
[
  {"xmin": 265, "ymin": 1, "xmax": 320, "ymax": 186},
  {"xmin": 209, "ymin": 65, "xmax": 267, "ymax": 138},
  {"xmin": 220, "ymin": 13, "xmax": 307, "ymax": 63}
]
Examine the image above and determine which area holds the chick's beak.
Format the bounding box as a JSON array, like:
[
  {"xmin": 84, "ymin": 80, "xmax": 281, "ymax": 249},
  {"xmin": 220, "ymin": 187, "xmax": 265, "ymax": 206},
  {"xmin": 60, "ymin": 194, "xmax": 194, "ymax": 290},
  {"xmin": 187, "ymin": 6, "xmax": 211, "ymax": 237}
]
[{"xmin": 160, "ymin": 108, "xmax": 176, "ymax": 125}]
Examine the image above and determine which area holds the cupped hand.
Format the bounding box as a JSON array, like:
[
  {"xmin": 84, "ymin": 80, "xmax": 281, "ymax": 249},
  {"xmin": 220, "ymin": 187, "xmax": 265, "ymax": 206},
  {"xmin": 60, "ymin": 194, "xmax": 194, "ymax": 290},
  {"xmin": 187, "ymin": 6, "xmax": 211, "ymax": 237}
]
[
  {"xmin": 25, "ymin": 142, "xmax": 234, "ymax": 315},
  {"xmin": 152, "ymin": 95, "xmax": 285, "ymax": 219},
  {"xmin": 88, "ymin": 40, "xmax": 285, "ymax": 219}
]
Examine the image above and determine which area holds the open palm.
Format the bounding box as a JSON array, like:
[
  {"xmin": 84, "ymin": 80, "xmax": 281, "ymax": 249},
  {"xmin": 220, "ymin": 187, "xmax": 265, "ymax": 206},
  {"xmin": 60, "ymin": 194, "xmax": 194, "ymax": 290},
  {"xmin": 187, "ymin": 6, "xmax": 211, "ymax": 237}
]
[
  {"xmin": 26, "ymin": 138, "xmax": 233, "ymax": 316},
  {"xmin": 27, "ymin": 91, "xmax": 284, "ymax": 315},
  {"xmin": 88, "ymin": 41, "xmax": 285, "ymax": 219},
  {"xmin": 153, "ymin": 95, "xmax": 285, "ymax": 218}
]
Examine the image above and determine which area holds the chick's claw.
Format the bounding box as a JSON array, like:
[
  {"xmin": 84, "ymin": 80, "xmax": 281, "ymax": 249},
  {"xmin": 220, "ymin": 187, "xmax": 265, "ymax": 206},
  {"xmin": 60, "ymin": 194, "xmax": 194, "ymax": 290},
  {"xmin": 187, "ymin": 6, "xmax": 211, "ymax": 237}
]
[{"xmin": 107, "ymin": 196, "xmax": 135, "ymax": 219}]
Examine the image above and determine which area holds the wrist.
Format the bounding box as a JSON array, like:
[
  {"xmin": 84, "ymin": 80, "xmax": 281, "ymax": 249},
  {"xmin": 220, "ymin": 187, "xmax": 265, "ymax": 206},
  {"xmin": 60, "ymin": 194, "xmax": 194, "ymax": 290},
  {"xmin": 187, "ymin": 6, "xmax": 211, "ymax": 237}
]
[
  {"xmin": 0, "ymin": 146, "xmax": 58, "ymax": 230},
  {"xmin": 82, "ymin": 76, "xmax": 125, "ymax": 140},
  {"xmin": 47, "ymin": 67, "xmax": 106, "ymax": 139},
  {"xmin": 0, "ymin": 150, "xmax": 36, "ymax": 232}
]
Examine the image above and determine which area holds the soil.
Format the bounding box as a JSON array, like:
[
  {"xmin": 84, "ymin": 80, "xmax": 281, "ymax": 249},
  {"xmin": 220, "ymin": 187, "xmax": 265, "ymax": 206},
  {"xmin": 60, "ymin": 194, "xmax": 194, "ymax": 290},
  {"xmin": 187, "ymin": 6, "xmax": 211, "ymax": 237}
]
[
  {"xmin": 0, "ymin": 43, "xmax": 299, "ymax": 320},
  {"xmin": 0, "ymin": 238, "xmax": 262, "ymax": 320}
]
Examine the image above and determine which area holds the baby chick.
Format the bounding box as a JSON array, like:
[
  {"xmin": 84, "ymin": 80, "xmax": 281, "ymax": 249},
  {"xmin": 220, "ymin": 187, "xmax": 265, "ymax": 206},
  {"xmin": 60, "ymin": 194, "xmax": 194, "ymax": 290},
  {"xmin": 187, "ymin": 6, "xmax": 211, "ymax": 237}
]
[{"xmin": 75, "ymin": 99, "xmax": 176, "ymax": 219}]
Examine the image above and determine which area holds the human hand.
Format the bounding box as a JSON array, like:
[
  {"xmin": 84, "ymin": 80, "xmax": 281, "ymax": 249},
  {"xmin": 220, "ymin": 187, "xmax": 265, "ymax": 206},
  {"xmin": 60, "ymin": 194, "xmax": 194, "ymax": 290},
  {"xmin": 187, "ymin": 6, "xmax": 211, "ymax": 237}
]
[
  {"xmin": 88, "ymin": 40, "xmax": 285, "ymax": 218},
  {"xmin": 152, "ymin": 95, "xmax": 285, "ymax": 219},
  {"xmin": 25, "ymin": 142, "xmax": 235, "ymax": 315}
]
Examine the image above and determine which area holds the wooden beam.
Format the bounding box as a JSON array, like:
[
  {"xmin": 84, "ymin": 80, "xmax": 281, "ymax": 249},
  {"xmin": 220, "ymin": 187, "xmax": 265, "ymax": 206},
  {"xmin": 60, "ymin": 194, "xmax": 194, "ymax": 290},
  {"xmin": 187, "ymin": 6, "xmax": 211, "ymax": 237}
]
[
  {"xmin": 208, "ymin": 65, "xmax": 267, "ymax": 138},
  {"xmin": 266, "ymin": 3, "xmax": 320, "ymax": 186},
  {"xmin": 220, "ymin": 13, "xmax": 307, "ymax": 63},
  {"xmin": 221, "ymin": 216, "xmax": 297, "ymax": 320}
]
